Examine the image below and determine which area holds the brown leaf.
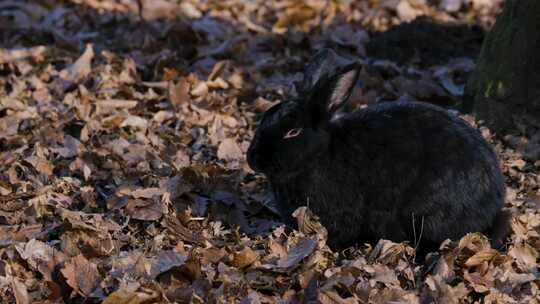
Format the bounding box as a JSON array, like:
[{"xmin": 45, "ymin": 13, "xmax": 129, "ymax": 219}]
[
  {"xmin": 59, "ymin": 43, "xmax": 94, "ymax": 83},
  {"xmin": 146, "ymin": 250, "xmax": 188, "ymax": 279},
  {"xmin": 201, "ymin": 247, "xmax": 227, "ymax": 265},
  {"xmin": 293, "ymin": 207, "xmax": 328, "ymax": 244},
  {"xmin": 463, "ymin": 270, "xmax": 493, "ymax": 293},
  {"xmin": 60, "ymin": 230, "xmax": 119, "ymax": 258},
  {"xmin": 508, "ymin": 243, "xmax": 539, "ymax": 271},
  {"xmin": 425, "ymin": 275, "xmax": 469, "ymax": 303},
  {"xmin": 120, "ymin": 115, "xmax": 148, "ymax": 130},
  {"xmin": 458, "ymin": 233, "xmax": 490, "ymax": 253},
  {"xmin": 370, "ymin": 264, "xmax": 400, "ymax": 286},
  {"xmin": 368, "ymin": 239, "xmax": 411, "ymax": 265},
  {"xmin": 318, "ymin": 290, "xmax": 357, "ymax": 304},
  {"xmin": 465, "ymin": 249, "xmax": 501, "ymax": 268},
  {"xmin": 123, "ymin": 187, "xmax": 164, "ymax": 199},
  {"xmin": 109, "ymin": 251, "xmax": 144, "ymax": 279},
  {"xmin": 396, "ymin": 0, "xmax": 423, "ymax": 21},
  {"xmin": 278, "ymin": 237, "xmax": 317, "ymax": 269},
  {"xmin": 162, "ymin": 215, "xmax": 204, "ymax": 245},
  {"xmin": 169, "ymin": 78, "xmax": 190, "ymax": 108},
  {"xmin": 217, "ymin": 138, "xmax": 243, "ymax": 161},
  {"xmin": 96, "ymin": 99, "xmax": 138, "ymax": 113},
  {"xmin": 140, "ymin": 0, "xmax": 180, "ymax": 20},
  {"xmin": 0, "ymin": 45, "xmax": 47, "ymax": 64},
  {"xmin": 53, "ymin": 135, "xmax": 81, "ymax": 158},
  {"xmin": 125, "ymin": 198, "xmax": 164, "ymax": 221},
  {"xmin": 231, "ymin": 247, "xmax": 259, "ymax": 268},
  {"xmin": 11, "ymin": 277, "xmax": 30, "ymax": 304},
  {"xmin": 102, "ymin": 287, "xmax": 159, "ymax": 304},
  {"xmin": 61, "ymin": 254, "xmax": 102, "ymax": 296},
  {"xmin": 273, "ymin": 2, "xmax": 316, "ymax": 33},
  {"xmin": 15, "ymin": 239, "xmax": 67, "ymax": 281},
  {"xmin": 59, "ymin": 208, "xmax": 121, "ymax": 233}
]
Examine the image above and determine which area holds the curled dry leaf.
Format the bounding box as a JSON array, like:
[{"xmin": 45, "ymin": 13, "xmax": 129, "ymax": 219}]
[
  {"xmin": 464, "ymin": 249, "xmax": 503, "ymax": 267},
  {"xmin": 125, "ymin": 198, "xmax": 165, "ymax": 221},
  {"xmin": 162, "ymin": 215, "xmax": 204, "ymax": 245},
  {"xmin": 368, "ymin": 239, "xmax": 411, "ymax": 265},
  {"xmin": 10, "ymin": 277, "xmax": 30, "ymax": 304},
  {"xmin": 231, "ymin": 247, "xmax": 259, "ymax": 268},
  {"xmin": 424, "ymin": 275, "xmax": 469, "ymax": 303},
  {"xmin": 59, "ymin": 44, "xmax": 94, "ymax": 83},
  {"xmin": 508, "ymin": 243, "xmax": 539, "ymax": 271},
  {"xmin": 293, "ymin": 207, "xmax": 327, "ymax": 236},
  {"xmin": 60, "ymin": 254, "xmax": 102, "ymax": 297},
  {"xmin": 102, "ymin": 287, "xmax": 160, "ymax": 304},
  {"xmin": 146, "ymin": 250, "xmax": 188, "ymax": 279},
  {"xmin": 369, "ymin": 264, "xmax": 400, "ymax": 286},
  {"xmin": 125, "ymin": 187, "xmax": 165, "ymax": 199},
  {"xmin": 53, "ymin": 135, "xmax": 82, "ymax": 158},
  {"xmin": 217, "ymin": 138, "xmax": 243, "ymax": 161},
  {"xmin": 0, "ymin": 45, "xmax": 47, "ymax": 64},
  {"xmin": 458, "ymin": 233, "xmax": 491, "ymax": 253},
  {"xmin": 59, "ymin": 208, "xmax": 121, "ymax": 233},
  {"xmin": 15, "ymin": 239, "xmax": 67, "ymax": 281},
  {"xmin": 169, "ymin": 78, "xmax": 190, "ymax": 108},
  {"xmin": 278, "ymin": 237, "xmax": 317, "ymax": 269}
]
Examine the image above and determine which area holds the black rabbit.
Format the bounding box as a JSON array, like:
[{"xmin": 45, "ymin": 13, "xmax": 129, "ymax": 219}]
[{"xmin": 247, "ymin": 49, "xmax": 507, "ymax": 251}]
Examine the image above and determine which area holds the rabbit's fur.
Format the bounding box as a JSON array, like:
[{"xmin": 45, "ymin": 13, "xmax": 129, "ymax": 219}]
[{"xmin": 247, "ymin": 49, "xmax": 506, "ymax": 250}]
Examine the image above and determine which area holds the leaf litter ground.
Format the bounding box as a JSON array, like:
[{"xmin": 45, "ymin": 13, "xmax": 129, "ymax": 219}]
[{"xmin": 0, "ymin": 0, "xmax": 538, "ymax": 303}]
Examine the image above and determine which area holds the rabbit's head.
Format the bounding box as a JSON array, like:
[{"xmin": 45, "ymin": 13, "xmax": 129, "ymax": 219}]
[{"xmin": 247, "ymin": 49, "xmax": 360, "ymax": 179}]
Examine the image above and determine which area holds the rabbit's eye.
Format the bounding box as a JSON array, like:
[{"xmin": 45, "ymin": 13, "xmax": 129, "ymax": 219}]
[{"xmin": 283, "ymin": 128, "xmax": 303, "ymax": 139}]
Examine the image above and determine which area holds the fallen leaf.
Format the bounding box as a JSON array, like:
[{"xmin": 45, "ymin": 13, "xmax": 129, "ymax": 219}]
[
  {"xmin": 61, "ymin": 254, "xmax": 101, "ymax": 296},
  {"xmin": 278, "ymin": 238, "xmax": 317, "ymax": 269},
  {"xmin": 465, "ymin": 249, "xmax": 500, "ymax": 267},
  {"xmin": 217, "ymin": 138, "xmax": 243, "ymax": 161},
  {"xmin": 0, "ymin": 46, "xmax": 47, "ymax": 64},
  {"xmin": 169, "ymin": 78, "xmax": 190, "ymax": 108},
  {"xmin": 508, "ymin": 243, "xmax": 539, "ymax": 271},
  {"xmin": 11, "ymin": 277, "xmax": 30, "ymax": 304},
  {"xmin": 147, "ymin": 250, "xmax": 188, "ymax": 279},
  {"xmin": 15, "ymin": 239, "xmax": 67, "ymax": 281},
  {"xmin": 125, "ymin": 198, "xmax": 165, "ymax": 221},
  {"xmin": 60, "ymin": 44, "xmax": 94, "ymax": 83},
  {"xmin": 231, "ymin": 247, "xmax": 259, "ymax": 268},
  {"xmin": 102, "ymin": 287, "xmax": 159, "ymax": 304}
]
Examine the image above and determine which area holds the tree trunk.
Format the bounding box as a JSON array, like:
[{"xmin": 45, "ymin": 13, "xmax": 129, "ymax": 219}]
[{"xmin": 464, "ymin": 0, "xmax": 540, "ymax": 152}]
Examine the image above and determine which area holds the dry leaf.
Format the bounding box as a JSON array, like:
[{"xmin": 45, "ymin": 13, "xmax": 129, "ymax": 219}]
[
  {"xmin": 465, "ymin": 249, "xmax": 500, "ymax": 267},
  {"xmin": 11, "ymin": 277, "xmax": 30, "ymax": 304},
  {"xmin": 147, "ymin": 250, "xmax": 187, "ymax": 279},
  {"xmin": 102, "ymin": 287, "xmax": 159, "ymax": 304},
  {"xmin": 278, "ymin": 238, "xmax": 317, "ymax": 269},
  {"xmin": 15, "ymin": 239, "xmax": 67, "ymax": 281},
  {"xmin": 169, "ymin": 78, "xmax": 190, "ymax": 108},
  {"xmin": 60, "ymin": 44, "xmax": 94, "ymax": 82},
  {"xmin": 61, "ymin": 254, "xmax": 101, "ymax": 296},
  {"xmin": 231, "ymin": 247, "xmax": 259, "ymax": 268},
  {"xmin": 217, "ymin": 138, "xmax": 243, "ymax": 161},
  {"xmin": 125, "ymin": 198, "xmax": 164, "ymax": 221}
]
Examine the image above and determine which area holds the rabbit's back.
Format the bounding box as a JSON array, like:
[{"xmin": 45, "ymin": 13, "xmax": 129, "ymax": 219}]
[{"xmin": 296, "ymin": 102, "xmax": 505, "ymax": 248}]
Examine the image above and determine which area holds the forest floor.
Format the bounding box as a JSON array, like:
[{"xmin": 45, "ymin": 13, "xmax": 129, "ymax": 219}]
[{"xmin": 1, "ymin": 0, "xmax": 539, "ymax": 303}]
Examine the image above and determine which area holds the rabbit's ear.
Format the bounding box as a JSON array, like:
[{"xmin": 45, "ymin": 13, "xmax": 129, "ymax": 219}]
[
  {"xmin": 302, "ymin": 49, "xmax": 339, "ymax": 91},
  {"xmin": 326, "ymin": 64, "xmax": 360, "ymax": 112},
  {"xmin": 308, "ymin": 63, "xmax": 360, "ymax": 124}
]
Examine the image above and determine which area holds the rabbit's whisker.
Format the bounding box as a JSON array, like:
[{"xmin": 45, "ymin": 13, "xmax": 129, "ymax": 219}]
[{"xmin": 412, "ymin": 212, "xmax": 425, "ymax": 253}]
